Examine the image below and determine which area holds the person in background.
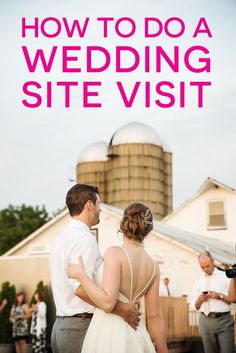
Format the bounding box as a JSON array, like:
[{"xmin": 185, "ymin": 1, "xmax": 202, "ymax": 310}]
[
  {"xmin": 30, "ymin": 290, "xmax": 47, "ymax": 353},
  {"xmin": 159, "ymin": 278, "xmax": 172, "ymax": 296},
  {"xmin": 191, "ymin": 251, "xmax": 234, "ymax": 353},
  {"xmin": 9, "ymin": 292, "xmax": 31, "ymax": 353}
]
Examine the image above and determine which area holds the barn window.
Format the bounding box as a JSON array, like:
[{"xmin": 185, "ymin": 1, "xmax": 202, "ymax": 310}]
[
  {"xmin": 28, "ymin": 244, "xmax": 50, "ymax": 255},
  {"xmin": 207, "ymin": 200, "xmax": 226, "ymax": 229}
]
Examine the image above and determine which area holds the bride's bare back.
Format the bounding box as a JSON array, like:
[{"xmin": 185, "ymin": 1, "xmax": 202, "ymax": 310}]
[
  {"xmin": 68, "ymin": 201, "xmax": 168, "ymax": 353},
  {"xmin": 106, "ymin": 245, "xmax": 157, "ymax": 301}
]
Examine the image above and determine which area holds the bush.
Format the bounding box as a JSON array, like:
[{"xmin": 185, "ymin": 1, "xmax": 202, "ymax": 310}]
[{"xmin": 0, "ymin": 282, "xmax": 16, "ymax": 343}]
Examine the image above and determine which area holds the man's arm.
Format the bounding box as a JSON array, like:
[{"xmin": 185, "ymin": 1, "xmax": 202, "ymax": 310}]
[
  {"xmin": 207, "ymin": 290, "xmax": 231, "ymax": 304},
  {"xmin": 70, "ymin": 248, "xmax": 121, "ymax": 312},
  {"xmin": 195, "ymin": 292, "xmax": 210, "ymax": 310},
  {"xmin": 228, "ymin": 278, "xmax": 236, "ymax": 303},
  {"xmin": 190, "ymin": 279, "xmax": 205, "ymax": 311},
  {"xmin": 66, "ymin": 234, "xmax": 104, "ymax": 307},
  {"xmin": 75, "ymin": 285, "xmax": 95, "ymax": 306},
  {"xmin": 75, "ymin": 286, "xmax": 140, "ymax": 330}
]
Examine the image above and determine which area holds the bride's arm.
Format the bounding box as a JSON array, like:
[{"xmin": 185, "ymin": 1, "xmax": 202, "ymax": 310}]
[
  {"xmin": 75, "ymin": 286, "xmax": 141, "ymax": 330},
  {"xmin": 68, "ymin": 246, "xmax": 121, "ymax": 312},
  {"xmin": 145, "ymin": 266, "xmax": 168, "ymax": 353},
  {"xmin": 74, "ymin": 286, "xmax": 95, "ymax": 306},
  {"xmin": 75, "ymin": 286, "xmax": 140, "ymax": 329}
]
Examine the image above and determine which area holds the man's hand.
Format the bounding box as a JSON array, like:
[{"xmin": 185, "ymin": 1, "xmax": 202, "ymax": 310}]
[
  {"xmin": 207, "ymin": 291, "xmax": 220, "ymax": 299},
  {"xmin": 112, "ymin": 300, "xmax": 141, "ymax": 330},
  {"xmin": 68, "ymin": 256, "xmax": 85, "ymax": 280},
  {"xmin": 124, "ymin": 300, "xmax": 141, "ymax": 330},
  {"xmin": 199, "ymin": 293, "xmax": 209, "ymax": 302}
]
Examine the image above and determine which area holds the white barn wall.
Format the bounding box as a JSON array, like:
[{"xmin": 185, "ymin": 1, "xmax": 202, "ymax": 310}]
[
  {"xmin": 145, "ymin": 234, "xmax": 202, "ymax": 298},
  {"xmin": 7, "ymin": 213, "xmax": 70, "ymax": 257},
  {"xmin": 1, "ymin": 207, "xmax": 205, "ymax": 302},
  {"xmin": 165, "ymin": 188, "xmax": 236, "ymax": 246}
]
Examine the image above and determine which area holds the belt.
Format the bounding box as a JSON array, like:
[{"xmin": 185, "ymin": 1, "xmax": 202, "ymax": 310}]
[
  {"xmin": 202, "ymin": 312, "xmax": 230, "ymax": 319},
  {"xmin": 57, "ymin": 313, "xmax": 93, "ymax": 320}
]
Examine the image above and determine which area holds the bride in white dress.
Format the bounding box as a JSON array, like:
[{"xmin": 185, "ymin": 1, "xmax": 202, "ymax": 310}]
[{"xmin": 68, "ymin": 203, "xmax": 168, "ymax": 353}]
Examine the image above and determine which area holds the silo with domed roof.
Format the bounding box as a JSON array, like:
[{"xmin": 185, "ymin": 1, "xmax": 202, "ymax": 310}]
[
  {"xmin": 162, "ymin": 140, "xmax": 172, "ymax": 216},
  {"xmin": 106, "ymin": 122, "xmax": 172, "ymax": 219},
  {"xmin": 76, "ymin": 141, "xmax": 108, "ymax": 202},
  {"xmin": 76, "ymin": 122, "xmax": 172, "ymax": 219}
]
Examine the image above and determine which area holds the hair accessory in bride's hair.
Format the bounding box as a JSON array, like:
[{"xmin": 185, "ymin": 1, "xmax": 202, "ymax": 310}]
[{"xmin": 140, "ymin": 208, "xmax": 152, "ymax": 228}]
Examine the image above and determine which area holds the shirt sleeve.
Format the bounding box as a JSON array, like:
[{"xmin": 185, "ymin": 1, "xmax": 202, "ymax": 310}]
[
  {"xmin": 67, "ymin": 236, "xmax": 102, "ymax": 293},
  {"xmin": 190, "ymin": 279, "xmax": 201, "ymax": 311}
]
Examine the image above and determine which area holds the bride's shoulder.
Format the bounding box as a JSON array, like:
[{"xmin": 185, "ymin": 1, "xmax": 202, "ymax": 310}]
[
  {"xmin": 145, "ymin": 253, "xmax": 160, "ymax": 274},
  {"xmin": 103, "ymin": 246, "xmax": 124, "ymax": 259}
]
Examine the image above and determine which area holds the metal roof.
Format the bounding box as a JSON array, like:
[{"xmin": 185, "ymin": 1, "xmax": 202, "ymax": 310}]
[
  {"xmin": 155, "ymin": 221, "xmax": 235, "ymax": 264},
  {"xmin": 3, "ymin": 203, "xmax": 235, "ymax": 265},
  {"xmin": 109, "ymin": 121, "xmax": 171, "ymax": 151},
  {"xmin": 78, "ymin": 141, "xmax": 109, "ymax": 163}
]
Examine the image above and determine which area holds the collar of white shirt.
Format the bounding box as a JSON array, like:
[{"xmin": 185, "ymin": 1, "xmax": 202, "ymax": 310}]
[{"xmin": 69, "ymin": 218, "xmax": 91, "ymax": 231}]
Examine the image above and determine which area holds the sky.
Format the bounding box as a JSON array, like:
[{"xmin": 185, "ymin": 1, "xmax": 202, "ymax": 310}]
[{"xmin": 0, "ymin": 0, "xmax": 236, "ymax": 215}]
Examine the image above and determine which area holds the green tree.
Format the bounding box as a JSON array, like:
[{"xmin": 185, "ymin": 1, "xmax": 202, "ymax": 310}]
[
  {"xmin": 0, "ymin": 204, "xmax": 50, "ymax": 255},
  {"xmin": 0, "ymin": 282, "xmax": 16, "ymax": 343}
]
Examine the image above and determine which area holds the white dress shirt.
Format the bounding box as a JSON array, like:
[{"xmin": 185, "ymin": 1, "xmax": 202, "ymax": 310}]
[
  {"xmin": 191, "ymin": 268, "xmax": 231, "ymax": 313},
  {"xmin": 50, "ymin": 219, "xmax": 103, "ymax": 316},
  {"xmin": 159, "ymin": 283, "xmax": 172, "ymax": 296}
]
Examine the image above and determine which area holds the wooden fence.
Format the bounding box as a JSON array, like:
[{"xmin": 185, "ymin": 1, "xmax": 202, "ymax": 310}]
[
  {"xmin": 159, "ymin": 296, "xmax": 236, "ymax": 339},
  {"xmin": 160, "ymin": 296, "xmax": 190, "ymax": 339}
]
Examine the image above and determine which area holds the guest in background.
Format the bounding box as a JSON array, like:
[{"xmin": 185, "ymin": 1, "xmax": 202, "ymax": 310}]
[
  {"xmin": 159, "ymin": 277, "xmax": 172, "ymax": 296},
  {"xmin": 30, "ymin": 290, "xmax": 47, "ymax": 353},
  {"xmin": 9, "ymin": 292, "xmax": 30, "ymax": 353},
  {"xmin": 191, "ymin": 251, "xmax": 234, "ymax": 353}
]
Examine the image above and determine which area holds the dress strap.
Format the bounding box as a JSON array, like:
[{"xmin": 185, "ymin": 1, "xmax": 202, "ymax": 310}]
[
  {"xmin": 120, "ymin": 247, "xmax": 133, "ymax": 301},
  {"xmin": 134, "ymin": 261, "xmax": 157, "ymax": 300}
]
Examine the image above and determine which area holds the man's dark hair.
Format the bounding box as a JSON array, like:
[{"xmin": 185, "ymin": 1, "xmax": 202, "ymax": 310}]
[{"xmin": 66, "ymin": 184, "xmax": 99, "ymax": 216}]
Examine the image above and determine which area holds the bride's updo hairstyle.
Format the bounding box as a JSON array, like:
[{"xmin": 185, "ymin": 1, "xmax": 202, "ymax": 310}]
[{"xmin": 120, "ymin": 203, "xmax": 153, "ymax": 242}]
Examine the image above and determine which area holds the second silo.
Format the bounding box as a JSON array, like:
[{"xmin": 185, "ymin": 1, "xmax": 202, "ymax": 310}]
[{"xmin": 76, "ymin": 141, "xmax": 108, "ymax": 202}]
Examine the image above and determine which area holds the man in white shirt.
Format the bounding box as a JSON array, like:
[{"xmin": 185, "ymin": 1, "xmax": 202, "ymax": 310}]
[
  {"xmin": 159, "ymin": 278, "xmax": 172, "ymax": 297},
  {"xmin": 50, "ymin": 184, "xmax": 140, "ymax": 353},
  {"xmin": 191, "ymin": 251, "xmax": 234, "ymax": 353}
]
